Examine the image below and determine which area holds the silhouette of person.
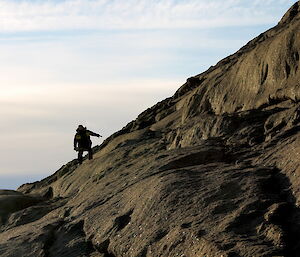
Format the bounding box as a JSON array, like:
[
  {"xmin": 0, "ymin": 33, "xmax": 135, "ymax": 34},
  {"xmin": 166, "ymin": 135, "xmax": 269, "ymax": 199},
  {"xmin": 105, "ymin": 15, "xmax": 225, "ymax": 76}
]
[{"xmin": 74, "ymin": 125, "xmax": 101, "ymax": 164}]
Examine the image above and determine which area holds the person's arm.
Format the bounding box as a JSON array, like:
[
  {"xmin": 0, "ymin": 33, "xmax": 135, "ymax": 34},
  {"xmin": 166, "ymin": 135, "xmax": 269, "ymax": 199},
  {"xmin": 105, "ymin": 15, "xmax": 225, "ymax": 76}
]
[
  {"xmin": 87, "ymin": 130, "xmax": 102, "ymax": 137},
  {"xmin": 74, "ymin": 134, "xmax": 79, "ymax": 149}
]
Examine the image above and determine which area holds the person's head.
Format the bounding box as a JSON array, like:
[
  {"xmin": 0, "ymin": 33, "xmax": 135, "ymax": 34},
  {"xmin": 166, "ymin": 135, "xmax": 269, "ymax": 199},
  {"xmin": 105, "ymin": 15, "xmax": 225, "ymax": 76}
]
[{"xmin": 77, "ymin": 125, "xmax": 86, "ymax": 132}]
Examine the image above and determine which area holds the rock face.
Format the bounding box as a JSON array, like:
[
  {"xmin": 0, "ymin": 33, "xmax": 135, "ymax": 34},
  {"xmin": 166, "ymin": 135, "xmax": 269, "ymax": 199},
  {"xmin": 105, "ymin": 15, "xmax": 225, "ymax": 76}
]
[{"xmin": 1, "ymin": 3, "xmax": 300, "ymax": 257}]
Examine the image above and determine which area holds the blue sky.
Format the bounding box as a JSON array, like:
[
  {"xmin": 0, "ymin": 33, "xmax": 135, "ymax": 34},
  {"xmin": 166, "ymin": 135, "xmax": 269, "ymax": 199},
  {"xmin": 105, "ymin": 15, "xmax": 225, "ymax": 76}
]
[{"xmin": 0, "ymin": 0, "xmax": 297, "ymax": 189}]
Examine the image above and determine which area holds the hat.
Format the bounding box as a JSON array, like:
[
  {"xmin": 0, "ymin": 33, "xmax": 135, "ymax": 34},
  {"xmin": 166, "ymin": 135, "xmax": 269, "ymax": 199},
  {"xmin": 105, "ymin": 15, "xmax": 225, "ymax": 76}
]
[{"xmin": 77, "ymin": 125, "xmax": 85, "ymax": 131}]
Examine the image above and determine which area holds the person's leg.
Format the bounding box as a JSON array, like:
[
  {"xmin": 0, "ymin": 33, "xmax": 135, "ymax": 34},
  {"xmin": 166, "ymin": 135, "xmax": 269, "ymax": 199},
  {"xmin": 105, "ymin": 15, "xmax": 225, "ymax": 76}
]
[
  {"xmin": 78, "ymin": 149, "xmax": 83, "ymax": 164},
  {"xmin": 88, "ymin": 148, "xmax": 93, "ymax": 160}
]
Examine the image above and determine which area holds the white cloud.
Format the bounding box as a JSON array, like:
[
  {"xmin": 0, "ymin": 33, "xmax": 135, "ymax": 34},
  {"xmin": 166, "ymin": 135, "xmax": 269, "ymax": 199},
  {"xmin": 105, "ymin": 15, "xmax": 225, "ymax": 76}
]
[
  {"xmin": 0, "ymin": 0, "xmax": 295, "ymax": 32},
  {"xmin": 0, "ymin": 28, "xmax": 245, "ymax": 94}
]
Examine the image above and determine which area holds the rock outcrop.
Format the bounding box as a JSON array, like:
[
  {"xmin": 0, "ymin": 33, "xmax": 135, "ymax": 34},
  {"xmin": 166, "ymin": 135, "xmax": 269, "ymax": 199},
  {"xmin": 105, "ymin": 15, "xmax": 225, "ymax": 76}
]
[{"xmin": 1, "ymin": 2, "xmax": 300, "ymax": 257}]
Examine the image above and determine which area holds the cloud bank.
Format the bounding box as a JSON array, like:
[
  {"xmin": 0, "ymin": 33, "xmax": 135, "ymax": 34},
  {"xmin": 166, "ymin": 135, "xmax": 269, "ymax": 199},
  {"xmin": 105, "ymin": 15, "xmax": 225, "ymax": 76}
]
[{"xmin": 0, "ymin": 0, "xmax": 295, "ymax": 32}]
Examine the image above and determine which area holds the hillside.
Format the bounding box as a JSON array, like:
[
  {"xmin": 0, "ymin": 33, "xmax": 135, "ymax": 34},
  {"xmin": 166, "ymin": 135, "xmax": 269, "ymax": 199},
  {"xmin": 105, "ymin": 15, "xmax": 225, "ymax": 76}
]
[{"xmin": 1, "ymin": 2, "xmax": 300, "ymax": 257}]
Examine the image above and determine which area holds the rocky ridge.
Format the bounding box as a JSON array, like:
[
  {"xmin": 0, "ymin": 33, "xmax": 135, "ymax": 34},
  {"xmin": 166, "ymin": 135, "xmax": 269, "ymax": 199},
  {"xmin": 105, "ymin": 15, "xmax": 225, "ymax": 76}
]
[{"xmin": 1, "ymin": 2, "xmax": 300, "ymax": 257}]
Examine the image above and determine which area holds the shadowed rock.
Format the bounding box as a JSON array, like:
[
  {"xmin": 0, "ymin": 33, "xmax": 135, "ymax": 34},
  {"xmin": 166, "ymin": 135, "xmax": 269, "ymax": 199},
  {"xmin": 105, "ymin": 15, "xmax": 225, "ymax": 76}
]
[{"xmin": 0, "ymin": 190, "xmax": 43, "ymax": 226}]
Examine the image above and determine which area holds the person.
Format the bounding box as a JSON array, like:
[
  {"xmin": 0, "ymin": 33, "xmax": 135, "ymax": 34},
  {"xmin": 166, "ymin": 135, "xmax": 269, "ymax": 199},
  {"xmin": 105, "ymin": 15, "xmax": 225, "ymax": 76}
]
[{"xmin": 74, "ymin": 125, "xmax": 102, "ymax": 164}]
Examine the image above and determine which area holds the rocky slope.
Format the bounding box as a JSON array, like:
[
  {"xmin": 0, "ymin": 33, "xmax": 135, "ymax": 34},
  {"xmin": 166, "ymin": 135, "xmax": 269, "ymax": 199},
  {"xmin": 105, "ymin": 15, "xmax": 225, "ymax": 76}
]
[{"xmin": 1, "ymin": 2, "xmax": 300, "ymax": 257}]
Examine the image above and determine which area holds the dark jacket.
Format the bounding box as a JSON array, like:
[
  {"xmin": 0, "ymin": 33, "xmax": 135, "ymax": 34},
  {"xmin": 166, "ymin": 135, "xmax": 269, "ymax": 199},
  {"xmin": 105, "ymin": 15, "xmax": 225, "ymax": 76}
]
[{"xmin": 74, "ymin": 129, "xmax": 100, "ymax": 150}]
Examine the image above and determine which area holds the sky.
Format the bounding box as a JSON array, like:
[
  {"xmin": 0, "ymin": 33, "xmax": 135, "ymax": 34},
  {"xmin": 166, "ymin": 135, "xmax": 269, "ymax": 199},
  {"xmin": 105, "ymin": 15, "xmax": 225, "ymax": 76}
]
[{"xmin": 0, "ymin": 0, "xmax": 297, "ymax": 189}]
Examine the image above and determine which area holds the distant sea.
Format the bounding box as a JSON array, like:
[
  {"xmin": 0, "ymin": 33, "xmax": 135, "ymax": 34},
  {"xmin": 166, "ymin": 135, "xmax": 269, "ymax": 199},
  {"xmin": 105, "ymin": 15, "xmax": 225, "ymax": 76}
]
[{"xmin": 0, "ymin": 174, "xmax": 48, "ymax": 190}]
